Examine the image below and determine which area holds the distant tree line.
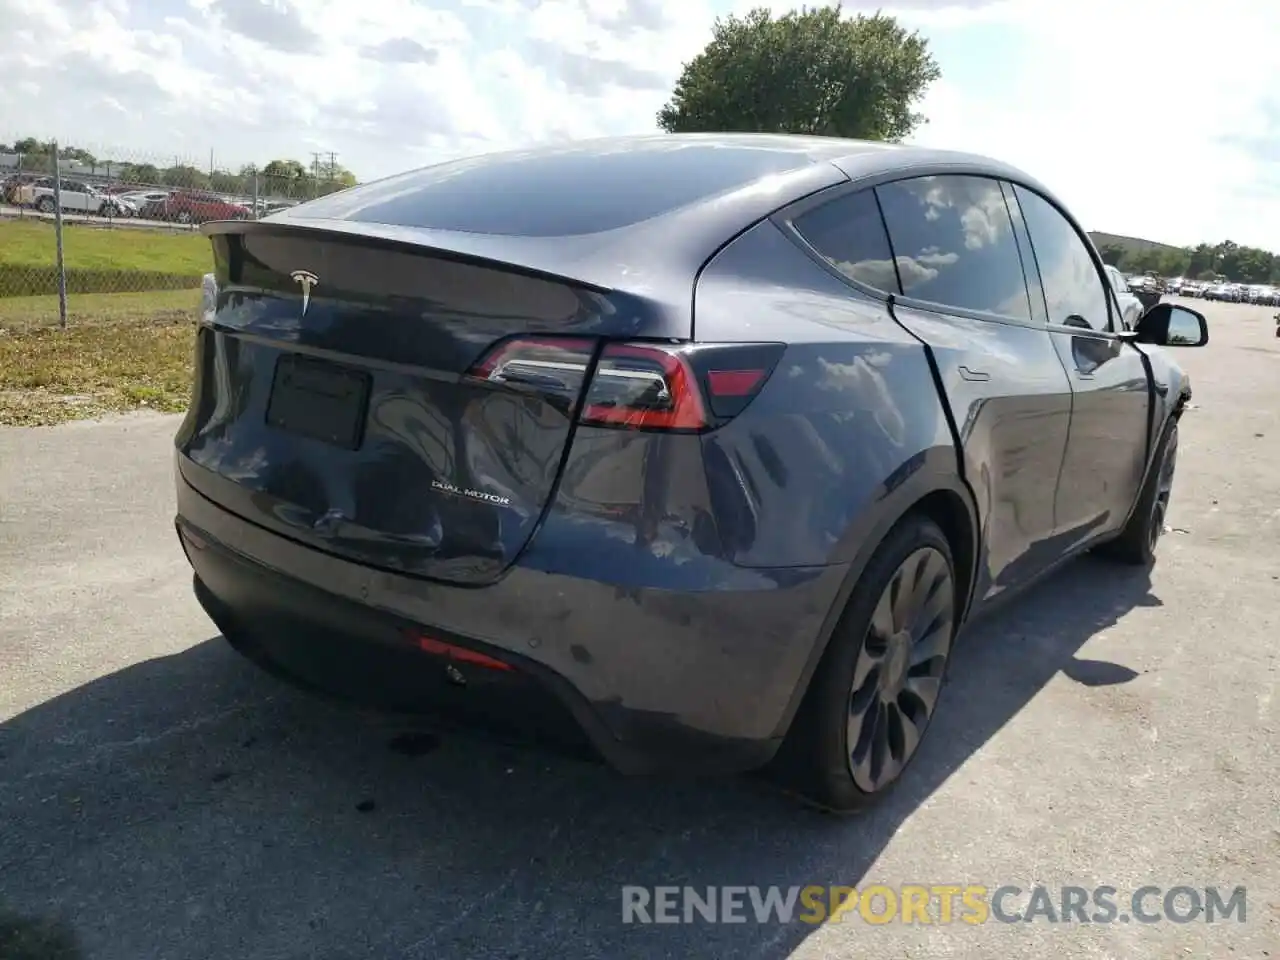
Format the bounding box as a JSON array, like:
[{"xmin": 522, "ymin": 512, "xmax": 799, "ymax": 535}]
[
  {"xmin": 1, "ymin": 137, "xmax": 358, "ymax": 201},
  {"xmin": 1096, "ymin": 239, "xmax": 1280, "ymax": 285}
]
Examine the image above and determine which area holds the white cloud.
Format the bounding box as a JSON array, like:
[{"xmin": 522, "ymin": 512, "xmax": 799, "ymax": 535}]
[
  {"xmin": 899, "ymin": 0, "xmax": 1280, "ymax": 250},
  {"xmin": 0, "ymin": 0, "xmax": 1277, "ymax": 250}
]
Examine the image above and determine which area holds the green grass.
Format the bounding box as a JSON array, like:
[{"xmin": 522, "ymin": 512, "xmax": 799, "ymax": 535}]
[
  {"xmin": 0, "ymin": 219, "xmax": 211, "ymax": 297},
  {"xmin": 0, "ymin": 290, "xmax": 197, "ymax": 426},
  {"xmin": 0, "ymin": 217, "xmax": 211, "ymax": 273},
  {"xmin": 0, "ymin": 289, "xmax": 198, "ymax": 331},
  {"xmin": 0, "ymin": 225, "xmax": 208, "ymax": 424}
]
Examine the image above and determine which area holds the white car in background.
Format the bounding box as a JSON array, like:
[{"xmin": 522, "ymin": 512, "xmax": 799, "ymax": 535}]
[
  {"xmin": 1104, "ymin": 264, "xmax": 1144, "ymax": 330},
  {"xmin": 28, "ymin": 179, "xmax": 136, "ymax": 217}
]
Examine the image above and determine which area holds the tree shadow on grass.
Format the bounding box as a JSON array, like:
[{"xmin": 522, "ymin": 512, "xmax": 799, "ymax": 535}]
[{"xmin": 0, "ymin": 556, "xmax": 1158, "ymax": 960}]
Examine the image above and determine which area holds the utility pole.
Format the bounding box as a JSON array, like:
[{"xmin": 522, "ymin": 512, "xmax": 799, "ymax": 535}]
[{"xmin": 326, "ymin": 151, "xmax": 338, "ymax": 181}]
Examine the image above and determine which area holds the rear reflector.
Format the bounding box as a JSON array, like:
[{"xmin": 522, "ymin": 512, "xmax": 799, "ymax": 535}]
[
  {"xmin": 706, "ymin": 369, "xmax": 766, "ymax": 397},
  {"xmin": 414, "ymin": 633, "xmax": 514, "ymax": 672}
]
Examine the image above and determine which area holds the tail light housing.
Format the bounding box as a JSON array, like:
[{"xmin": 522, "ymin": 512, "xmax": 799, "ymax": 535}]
[{"xmin": 466, "ymin": 338, "xmax": 783, "ymax": 432}]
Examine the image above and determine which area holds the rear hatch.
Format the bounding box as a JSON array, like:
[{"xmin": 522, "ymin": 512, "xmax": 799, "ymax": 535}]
[{"xmin": 176, "ymin": 225, "xmax": 677, "ymax": 585}]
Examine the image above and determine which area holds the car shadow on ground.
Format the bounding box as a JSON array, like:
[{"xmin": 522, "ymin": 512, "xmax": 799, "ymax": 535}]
[{"xmin": 0, "ymin": 555, "xmax": 1159, "ymax": 960}]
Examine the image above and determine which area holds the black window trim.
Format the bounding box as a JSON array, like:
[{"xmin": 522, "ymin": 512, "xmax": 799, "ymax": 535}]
[
  {"xmin": 1007, "ymin": 182, "xmax": 1121, "ymax": 338},
  {"xmin": 999, "ymin": 180, "xmax": 1049, "ymax": 325},
  {"xmin": 773, "ymin": 169, "xmax": 1046, "ymax": 332}
]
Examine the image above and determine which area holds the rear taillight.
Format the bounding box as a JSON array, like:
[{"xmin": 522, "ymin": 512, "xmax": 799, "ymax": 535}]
[
  {"xmin": 580, "ymin": 343, "xmax": 707, "ymax": 430},
  {"xmin": 465, "ymin": 338, "xmax": 783, "ymax": 432},
  {"xmin": 466, "ymin": 336, "xmax": 596, "ymax": 412}
]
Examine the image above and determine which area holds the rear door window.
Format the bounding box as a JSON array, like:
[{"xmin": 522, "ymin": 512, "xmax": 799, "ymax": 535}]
[
  {"xmin": 789, "ymin": 188, "xmax": 901, "ymax": 293},
  {"xmin": 875, "ymin": 175, "xmax": 1032, "ymax": 321}
]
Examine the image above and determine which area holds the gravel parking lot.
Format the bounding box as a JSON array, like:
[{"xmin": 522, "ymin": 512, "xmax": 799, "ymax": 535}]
[{"xmin": 1, "ymin": 298, "xmax": 1277, "ymax": 959}]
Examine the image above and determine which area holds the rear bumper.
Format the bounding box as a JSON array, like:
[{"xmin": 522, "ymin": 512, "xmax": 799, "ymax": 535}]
[{"xmin": 175, "ymin": 468, "xmax": 849, "ymax": 776}]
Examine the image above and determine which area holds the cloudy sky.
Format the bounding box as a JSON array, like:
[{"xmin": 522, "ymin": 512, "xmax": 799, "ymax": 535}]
[{"xmin": 1, "ymin": 0, "xmax": 1278, "ymax": 250}]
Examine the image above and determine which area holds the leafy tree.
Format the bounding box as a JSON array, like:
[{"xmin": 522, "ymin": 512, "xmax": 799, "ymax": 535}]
[
  {"xmin": 658, "ymin": 5, "xmax": 940, "ymax": 141},
  {"xmin": 210, "ymin": 170, "xmax": 248, "ymax": 194},
  {"xmin": 1098, "ymin": 244, "xmax": 1125, "ymax": 267},
  {"xmin": 161, "ymin": 164, "xmax": 210, "ymax": 189},
  {"xmin": 262, "ymin": 158, "xmax": 308, "ymax": 181},
  {"xmin": 1102, "ymin": 238, "xmax": 1280, "ymax": 286}
]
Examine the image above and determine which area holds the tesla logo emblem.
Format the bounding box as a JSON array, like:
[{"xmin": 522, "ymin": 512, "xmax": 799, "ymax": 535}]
[{"xmin": 290, "ymin": 270, "xmax": 319, "ymax": 316}]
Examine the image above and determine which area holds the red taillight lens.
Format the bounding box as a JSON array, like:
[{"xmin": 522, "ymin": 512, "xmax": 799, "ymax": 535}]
[
  {"xmin": 580, "ymin": 343, "xmax": 708, "ymax": 431},
  {"xmin": 466, "ymin": 337, "xmax": 784, "ymax": 431}
]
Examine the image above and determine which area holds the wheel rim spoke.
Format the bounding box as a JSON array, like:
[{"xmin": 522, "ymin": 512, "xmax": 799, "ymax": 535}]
[
  {"xmin": 895, "ymin": 701, "xmax": 923, "ymax": 760},
  {"xmin": 1150, "ymin": 430, "xmax": 1178, "ymax": 548},
  {"xmin": 846, "ymin": 545, "xmax": 955, "ymax": 794},
  {"xmin": 902, "ymin": 674, "xmax": 942, "ymax": 714},
  {"xmin": 849, "ymin": 697, "xmax": 882, "ymax": 783},
  {"xmin": 870, "ymin": 590, "xmax": 896, "ymax": 641}
]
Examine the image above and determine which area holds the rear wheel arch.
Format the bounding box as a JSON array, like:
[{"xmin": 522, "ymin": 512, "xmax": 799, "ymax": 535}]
[
  {"xmin": 769, "ymin": 472, "xmax": 981, "ymax": 743},
  {"xmin": 910, "ymin": 488, "xmax": 978, "ymax": 625}
]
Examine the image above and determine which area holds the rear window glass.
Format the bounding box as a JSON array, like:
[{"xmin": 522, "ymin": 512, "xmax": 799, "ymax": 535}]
[{"xmin": 291, "ymin": 141, "xmax": 818, "ymax": 237}]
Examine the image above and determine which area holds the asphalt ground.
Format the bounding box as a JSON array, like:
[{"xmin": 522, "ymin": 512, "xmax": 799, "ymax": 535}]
[{"xmin": 1, "ymin": 297, "xmax": 1277, "ymax": 959}]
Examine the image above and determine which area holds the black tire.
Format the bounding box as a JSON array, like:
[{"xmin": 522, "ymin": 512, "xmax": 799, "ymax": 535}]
[
  {"xmin": 35, "ymin": 196, "xmax": 55, "ymax": 214},
  {"xmin": 1097, "ymin": 417, "xmax": 1179, "ymax": 566},
  {"xmin": 768, "ymin": 514, "xmax": 959, "ymax": 813}
]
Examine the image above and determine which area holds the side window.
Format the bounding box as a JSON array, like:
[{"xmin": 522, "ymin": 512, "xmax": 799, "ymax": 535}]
[
  {"xmin": 790, "ymin": 189, "xmax": 901, "ymax": 294},
  {"xmin": 1013, "ymin": 185, "xmax": 1111, "ymax": 331},
  {"xmin": 875, "ymin": 175, "xmax": 1031, "ymax": 320}
]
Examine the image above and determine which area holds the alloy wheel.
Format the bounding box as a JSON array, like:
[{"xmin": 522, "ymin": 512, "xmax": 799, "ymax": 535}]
[
  {"xmin": 1148, "ymin": 425, "xmax": 1179, "ymax": 552},
  {"xmin": 846, "ymin": 545, "xmax": 955, "ymax": 793}
]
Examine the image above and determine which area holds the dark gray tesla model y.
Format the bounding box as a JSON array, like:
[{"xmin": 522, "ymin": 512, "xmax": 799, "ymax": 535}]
[{"xmin": 174, "ymin": 134, "xmax": 1206, "ymax": 811}]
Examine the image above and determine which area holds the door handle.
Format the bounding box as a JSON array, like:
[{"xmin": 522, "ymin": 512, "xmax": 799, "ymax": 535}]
[{"xmin": 958, "ymin": 366, "xmax": 990, "ymax": 382}]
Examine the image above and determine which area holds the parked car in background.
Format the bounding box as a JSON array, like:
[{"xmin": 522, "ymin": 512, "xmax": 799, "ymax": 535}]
[
  {"xmin": 1127, "ymin": 272, "xmax": 1165, "ymax": 311},
  {"xmin": 1, "ymin": 172, "xmax": 45, "ymax": 205},
  {"xmin": 176, "ymin": 134, "xmax": 1206, "ymax": 811},
  {"xmin": 116, "ymin": 190, "xmax": 171, "ymax": 217},
  {"xmin": 1104, "ymin": 264, "xmax": 1144, "ymax": 330},
  {"xmin": 10, "ymin": 176, "xmax": 50, "ymax": 206},
  {"xmin": 28, "ymin": 179, "xmax": 136, "ymax": 217},
  {"xmin": 1245, "ymin": 284, "xmax": 1280, "ymax": 306},
  {"xmin": 140, "ymin": 190, "xmax": 250, "ymax": 224}
]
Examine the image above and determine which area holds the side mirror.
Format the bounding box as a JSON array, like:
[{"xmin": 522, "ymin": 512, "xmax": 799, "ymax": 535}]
[{"xmin": 1134, "ymin": 303, "xmax": 1208, "ymax": 347}]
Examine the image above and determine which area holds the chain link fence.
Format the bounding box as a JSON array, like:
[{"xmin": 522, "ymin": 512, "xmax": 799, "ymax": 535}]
[{"xmin": 0, "ymin": 137, "xmax": 355, "ymax": 329}]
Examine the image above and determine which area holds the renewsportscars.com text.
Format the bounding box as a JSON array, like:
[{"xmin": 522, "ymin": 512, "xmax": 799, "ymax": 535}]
[{"xmin": 621, "ymin": 884, "xmax": 1247, "ymax": 925}]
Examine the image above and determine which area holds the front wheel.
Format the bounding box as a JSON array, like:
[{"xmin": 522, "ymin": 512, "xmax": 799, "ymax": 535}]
[
  {"xmin": 35, "ymin": 196, "xmax": 56, "ymax": 214},
  {"xmin": 769, "ymin": 514, "xmax": 958, "ymax": 812},
  {"xmin": 1097, "ymin": 418, "xmax": 1179, "ymax": 566}
]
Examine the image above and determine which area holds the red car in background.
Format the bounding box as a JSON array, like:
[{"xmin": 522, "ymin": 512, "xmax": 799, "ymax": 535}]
[{"xmin": 139, "ymin": 190, "xmax": 251, "ymax": 224}]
